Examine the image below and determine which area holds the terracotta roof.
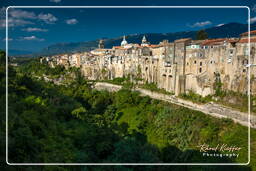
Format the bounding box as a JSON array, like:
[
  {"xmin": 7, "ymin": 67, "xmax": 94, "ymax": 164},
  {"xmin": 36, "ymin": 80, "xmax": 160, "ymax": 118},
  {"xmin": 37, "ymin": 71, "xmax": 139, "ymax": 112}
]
[
  {"xmin": 174, "ymin": 38, "xmax": 191, "ymax": 43},
  {"xmin": 201, "ymin": 38, "xmax": 227, "ymax": 46},
  {"xmin": 240, "ymin": 30, "xmax": 256, "ymax": 37},
  {"xmin": 92, "ymin": 48, "xmax": 111, "ymax": 51},
  {"xmin": 113, "ymin": 46, "xmax": 122, "ymax": 49},
  {"xmin": 149, "ymin": 44, "xmax": 161, "ymax": 48},
  {"xmin": 190, "ymin": 40, "xmax": 204, "ymax": 44},
  {"xmin": 113, "ymin": 46, "xmax": 127, "ymax": 50},
  {"xmin": 238, "ymin": 37, "xmax": 256, "ymax": 43},
  {"xmin": 228, "ymin": 39, "xmax": 239, "ymax": 43}
]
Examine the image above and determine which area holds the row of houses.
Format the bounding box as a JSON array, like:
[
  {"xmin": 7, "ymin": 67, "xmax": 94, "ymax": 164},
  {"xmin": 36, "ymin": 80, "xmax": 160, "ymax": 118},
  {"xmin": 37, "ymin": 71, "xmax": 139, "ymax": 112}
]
[{"xmin": 42, "ymin": 31, "xmax": 256, "ymax": 96}]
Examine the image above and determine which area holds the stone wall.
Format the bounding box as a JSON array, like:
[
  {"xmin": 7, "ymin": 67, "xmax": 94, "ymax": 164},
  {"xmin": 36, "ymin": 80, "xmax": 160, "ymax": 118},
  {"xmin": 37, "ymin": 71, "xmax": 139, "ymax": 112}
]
[{"xmin": 46, "ymin": 36, "xmax": 256, "ymax": 98}]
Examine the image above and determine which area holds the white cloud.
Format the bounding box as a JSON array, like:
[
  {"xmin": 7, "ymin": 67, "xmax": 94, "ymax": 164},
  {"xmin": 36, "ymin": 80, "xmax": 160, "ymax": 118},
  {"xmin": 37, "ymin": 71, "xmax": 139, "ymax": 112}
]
[
  {"xmin": 21, "ymin": 36, "xmax": 44, "ymax": 41},
  {"xmin": 216, "ymin": 23, "xmax": 224, "ymax": 27},
  {"xmin": 50, "ymin": 0, "xmax": 61, "ymax": 3},
  {"xmin": 22, "ymin": 27, "xmax": 48, "ymax": 32},
  {"xmin": 250, "ymin": 17, "xmax": 256, "ymax": 24},
  {"xmin": 0, "ymin": 9, "xmax": 58, "ymax": 28},
  {"xmin": 9, "ymin": 9, "xmax": 58, "ymax": 24},
  {"xmin": 9, "ymin": 9, "xmax": 37, "ymax": 19},
  {"xmin": 0, "ymin": 19, "xmax": 7, "ymax": 27},
  {"xmin": 190, "ymin": 21, "xmax": 212, "ymax": 28},
  {"xmin": 0, "ymin": 9, "xmax": 35, "ymax": 28},
  {"xmin": 0, "ymin": 18, "xmax": 34, "ymax": 27},
  {"xmin": 38, "ymin": 13, "xmax": 58, "ymax": 24},
  {"xmin": 66, "ymin": 18, "xmax": 78, "ymax": 25},
  {"xmin": 3, "ymin": 37, "xmax": 13, "ymax": 41}
]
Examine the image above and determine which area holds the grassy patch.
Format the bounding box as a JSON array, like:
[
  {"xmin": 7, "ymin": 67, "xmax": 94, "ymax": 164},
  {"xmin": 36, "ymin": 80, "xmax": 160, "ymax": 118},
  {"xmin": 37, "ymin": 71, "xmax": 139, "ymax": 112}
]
[
  {"xmin": 179, "ymin": 90, "xmax": 213, "ymax": 104},
  {"xmin": 139, "ymin": 82, "xmax": 174, "ymax": 95}
]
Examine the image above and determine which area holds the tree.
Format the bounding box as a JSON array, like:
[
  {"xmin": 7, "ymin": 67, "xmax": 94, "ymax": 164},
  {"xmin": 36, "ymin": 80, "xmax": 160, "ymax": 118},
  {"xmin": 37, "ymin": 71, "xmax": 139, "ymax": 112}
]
[{"xmin": 196, "ymin": 30, "xmax": 208, "ymax": 40}]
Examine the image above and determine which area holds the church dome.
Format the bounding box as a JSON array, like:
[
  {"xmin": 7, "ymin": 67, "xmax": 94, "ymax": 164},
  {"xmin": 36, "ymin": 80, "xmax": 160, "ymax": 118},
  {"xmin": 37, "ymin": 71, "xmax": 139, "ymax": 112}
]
[{"xmin": 121, "ymin": 35, "xmax": 128, "ymax": 46}]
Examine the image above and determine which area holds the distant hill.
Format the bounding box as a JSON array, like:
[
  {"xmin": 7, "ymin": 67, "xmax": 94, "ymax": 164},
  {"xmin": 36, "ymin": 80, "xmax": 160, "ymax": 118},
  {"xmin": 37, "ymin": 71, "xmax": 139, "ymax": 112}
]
[
  {"xmin": 3, "ymin": 49, "xmax": 34, "ymax": 56},
  {"xmin": 34, "ymin": 22, "xmax": 256, "ymax": 56}
]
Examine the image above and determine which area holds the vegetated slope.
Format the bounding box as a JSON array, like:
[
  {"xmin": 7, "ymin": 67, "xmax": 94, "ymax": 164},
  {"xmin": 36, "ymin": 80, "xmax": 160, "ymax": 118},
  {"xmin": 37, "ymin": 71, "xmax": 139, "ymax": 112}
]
[{"xmin": 1, "ymin": 52, "xmax": 255, "ymax": 170}]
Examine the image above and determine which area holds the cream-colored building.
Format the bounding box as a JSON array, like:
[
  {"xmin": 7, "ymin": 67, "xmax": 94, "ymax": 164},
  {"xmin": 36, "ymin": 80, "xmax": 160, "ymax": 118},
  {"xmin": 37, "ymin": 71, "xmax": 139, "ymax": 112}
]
[{"xmin": 45, "ymin": 31, "xmax": 256, "ymax": 96}]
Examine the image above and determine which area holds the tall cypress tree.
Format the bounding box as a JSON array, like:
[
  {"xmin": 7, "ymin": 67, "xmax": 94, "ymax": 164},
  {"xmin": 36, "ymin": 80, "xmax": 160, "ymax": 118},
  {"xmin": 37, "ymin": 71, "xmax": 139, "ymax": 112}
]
[{"xmin": 196, "ymin": 30, "xmax": 208, "ymax": 40}]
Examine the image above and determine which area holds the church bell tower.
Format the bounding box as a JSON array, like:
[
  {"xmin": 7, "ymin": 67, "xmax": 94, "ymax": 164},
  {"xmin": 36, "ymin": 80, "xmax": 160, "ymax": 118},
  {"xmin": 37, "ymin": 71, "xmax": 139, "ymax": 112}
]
[{"xmin": 98, "ymin": 39, "xmax": 104, "ymax": 49}]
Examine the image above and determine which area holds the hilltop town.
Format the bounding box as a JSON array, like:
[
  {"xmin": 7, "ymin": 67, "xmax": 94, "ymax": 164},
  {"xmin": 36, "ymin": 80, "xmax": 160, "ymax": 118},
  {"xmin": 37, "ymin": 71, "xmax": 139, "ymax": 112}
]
[{"xmin": 41, "ymin": 30, "xmax": 256, "ymax": 97}]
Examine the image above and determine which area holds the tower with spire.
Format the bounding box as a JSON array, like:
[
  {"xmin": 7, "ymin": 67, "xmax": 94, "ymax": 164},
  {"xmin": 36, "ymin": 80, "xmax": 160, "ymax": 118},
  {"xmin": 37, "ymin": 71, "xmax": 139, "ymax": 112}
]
[
  {"xmin": 98, "ymin": 39, "xmax": 104, "ymax": 49},
  {"xmin": 121, "ymin": 35, "xmax": 128, "ymax": 47},
  {"xmin": 141, "ymin": 35, "xmax": 149, "ymax": 47}
]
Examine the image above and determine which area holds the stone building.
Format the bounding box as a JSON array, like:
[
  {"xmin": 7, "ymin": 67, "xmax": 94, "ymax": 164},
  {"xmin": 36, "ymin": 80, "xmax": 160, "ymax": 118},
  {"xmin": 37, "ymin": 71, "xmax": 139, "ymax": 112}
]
[{"xmin": 45, "ymin": 31, "xmax": 256, "ymax": 97}]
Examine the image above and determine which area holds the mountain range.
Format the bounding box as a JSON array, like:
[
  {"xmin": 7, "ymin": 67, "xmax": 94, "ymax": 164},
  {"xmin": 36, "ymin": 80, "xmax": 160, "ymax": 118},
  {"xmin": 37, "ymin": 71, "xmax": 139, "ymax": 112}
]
[{"xmin": 11, "ymin": 22, "xmax": 256, "ymax": 56}]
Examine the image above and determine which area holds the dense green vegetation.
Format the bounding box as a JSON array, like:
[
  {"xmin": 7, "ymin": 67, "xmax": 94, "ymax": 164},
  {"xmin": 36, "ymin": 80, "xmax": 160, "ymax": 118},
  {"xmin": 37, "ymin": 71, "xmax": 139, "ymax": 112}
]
[
  {"xmin": 196, "ymin": 30, "xmax": 208, "ymax": 40},
  {"xmin": 1, "ymin": 51, "xmax": 256, "ymax": 170},
  {"xmin": 9, "ymin": 56, "xmax": 35, "ymax": 66},
  {"xmin": 139, "ymin": 82, "xmax": 174, "ymax": 95},
  {"xmin": 101, "ymin": 77, "xmax": 134, "ymax": 89},
  {"xmin": 102, "ymin": 77, "xmax": 173, "ymax": 95},
  {"xmin": 180, "ymin": 91, "xmax": 213, "ymax": 104}
]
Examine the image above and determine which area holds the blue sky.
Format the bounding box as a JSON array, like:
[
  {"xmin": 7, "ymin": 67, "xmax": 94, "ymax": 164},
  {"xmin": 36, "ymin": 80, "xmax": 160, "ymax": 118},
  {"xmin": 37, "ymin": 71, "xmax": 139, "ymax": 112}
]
[{"xmin": 0, "ymin": 0, "xmax": 256, "ymax": 52}]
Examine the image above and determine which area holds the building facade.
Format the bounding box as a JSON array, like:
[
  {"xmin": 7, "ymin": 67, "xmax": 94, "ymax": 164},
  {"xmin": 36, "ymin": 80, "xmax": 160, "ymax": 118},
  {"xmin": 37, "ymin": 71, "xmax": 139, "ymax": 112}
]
[{"xmin": 44, "ymin": 31, "xmax": 256, "ymax": 97}]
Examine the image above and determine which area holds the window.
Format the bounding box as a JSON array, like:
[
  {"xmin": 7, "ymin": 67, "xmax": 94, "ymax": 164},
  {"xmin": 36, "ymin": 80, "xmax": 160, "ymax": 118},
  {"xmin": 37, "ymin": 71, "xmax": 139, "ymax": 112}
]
[
  {"xmin": 244, "ymin": 47, "xmax": 249, "ymax": 55},
  {"xmin": 251, "ymin": 47, "xmax": 255, "ymax": 55},
  {"xmin": 194, "ymin": 60, "xmax": 197, "ymax": 64},
  {"xmin": 199, "ymin": 68, "xmax": 202, "ymax": 73},
  {"xmin": 200, "ymin": 62, "xmax": 202, "ymax": 66},
  {"xmin": 242, "ymin": 59, "xmax": 248, "ymax": 65}
]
